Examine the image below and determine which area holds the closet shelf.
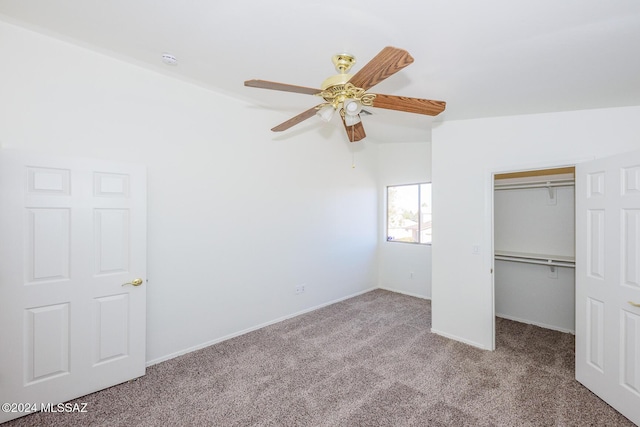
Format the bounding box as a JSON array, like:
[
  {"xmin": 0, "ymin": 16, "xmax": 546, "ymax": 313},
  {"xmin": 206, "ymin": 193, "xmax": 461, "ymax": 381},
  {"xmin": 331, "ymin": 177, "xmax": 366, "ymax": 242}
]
[
  {"xmin": 494, "ymin": 250, "xmax": 575, "ymax": 268},
  {"xmin": 494, "ymin": 178, "xmax": 575, "ymax": 191}
]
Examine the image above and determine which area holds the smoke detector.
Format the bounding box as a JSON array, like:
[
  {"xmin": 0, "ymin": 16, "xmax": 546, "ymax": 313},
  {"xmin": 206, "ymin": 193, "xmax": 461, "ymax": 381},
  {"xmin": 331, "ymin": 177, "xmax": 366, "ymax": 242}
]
[{"xmin": 161, "ymin": 53, "xmax": 177, "ymax": 65}]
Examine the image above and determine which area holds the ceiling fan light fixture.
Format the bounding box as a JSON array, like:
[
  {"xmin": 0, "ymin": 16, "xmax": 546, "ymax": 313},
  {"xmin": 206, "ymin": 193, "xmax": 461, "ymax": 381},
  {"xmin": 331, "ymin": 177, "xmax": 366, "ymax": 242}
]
[
  {"xmin": 344, "ymin": 113, "xmax": 361, "ymax": 127},
  {"xmin": 316, "ymin": 104, "xmax": 336, "ymax": 122},
  {"xmin": 343, "ymin": 98, "xmax": 362, "ymax": 116}
]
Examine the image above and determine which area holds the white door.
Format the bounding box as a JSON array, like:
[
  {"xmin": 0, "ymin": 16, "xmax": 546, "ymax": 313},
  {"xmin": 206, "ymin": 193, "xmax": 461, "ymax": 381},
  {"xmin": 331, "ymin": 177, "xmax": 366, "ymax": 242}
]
[
  {"xmin": 0, "ymin": 150, "xmax": 147, "ymax": 423},
  {"xmin": 576, "ymin": 149, "xmax": 640, "ymax": 426}
]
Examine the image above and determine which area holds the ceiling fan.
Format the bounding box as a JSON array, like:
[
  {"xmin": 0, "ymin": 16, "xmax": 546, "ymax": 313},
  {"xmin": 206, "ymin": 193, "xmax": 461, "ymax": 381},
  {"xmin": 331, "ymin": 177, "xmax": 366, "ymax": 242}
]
[{"xmin": 244, "ymin": 46, "xmax": 446, "ymax": 142}]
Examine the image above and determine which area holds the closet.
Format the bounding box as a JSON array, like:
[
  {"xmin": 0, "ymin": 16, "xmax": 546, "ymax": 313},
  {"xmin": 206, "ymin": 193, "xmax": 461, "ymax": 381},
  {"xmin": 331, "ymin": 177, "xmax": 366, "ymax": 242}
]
[{"xmin": 493, "ymin": 167, "xmax": 575, "ymax": 333}]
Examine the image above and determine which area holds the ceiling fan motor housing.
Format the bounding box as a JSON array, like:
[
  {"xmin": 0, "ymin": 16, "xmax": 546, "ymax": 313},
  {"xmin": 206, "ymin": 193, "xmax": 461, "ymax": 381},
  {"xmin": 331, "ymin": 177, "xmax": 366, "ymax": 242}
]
[
  {"xmin": 332, "ymin": 53, "xmax": 356, "ymax": 73},
  {"xmin": 320, "ymin": 74, "xmax": 354, "ymax": 91},
  {"xmin": 321, "ymin": 52, "xmax": 357, "ymax": 90}
]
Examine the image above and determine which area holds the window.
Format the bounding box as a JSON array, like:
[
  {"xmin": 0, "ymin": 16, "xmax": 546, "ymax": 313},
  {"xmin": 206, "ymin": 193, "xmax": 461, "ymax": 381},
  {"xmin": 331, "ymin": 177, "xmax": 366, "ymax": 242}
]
[{"xmin": 386, "ymin": 183, "xmax": 432, "ymax": 244}]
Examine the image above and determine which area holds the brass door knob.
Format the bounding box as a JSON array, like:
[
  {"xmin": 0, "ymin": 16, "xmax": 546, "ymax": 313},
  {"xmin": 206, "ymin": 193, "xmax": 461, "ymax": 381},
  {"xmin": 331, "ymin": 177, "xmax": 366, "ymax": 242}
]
[{"xmin": 122, "ymin": 278, "xmax": 144, "ymax": 287}]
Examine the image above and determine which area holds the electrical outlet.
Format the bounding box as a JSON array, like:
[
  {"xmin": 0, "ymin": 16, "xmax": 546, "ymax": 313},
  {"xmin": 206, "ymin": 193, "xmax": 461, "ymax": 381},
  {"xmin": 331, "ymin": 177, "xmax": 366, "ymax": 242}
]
[
  {"xmin": 295, "ymin": 284, "xmax": 306, "ymax": 294},
  {"xmin": 410, "ymin": 271, "xmax": 414, "ymax": 279}
]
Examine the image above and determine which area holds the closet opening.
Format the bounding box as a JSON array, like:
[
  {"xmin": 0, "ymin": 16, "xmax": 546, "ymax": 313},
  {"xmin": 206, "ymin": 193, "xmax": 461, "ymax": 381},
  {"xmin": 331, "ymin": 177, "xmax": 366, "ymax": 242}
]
[{"xmin": 493, "ymin": 166, "xmax": 576, "ymax": 348}]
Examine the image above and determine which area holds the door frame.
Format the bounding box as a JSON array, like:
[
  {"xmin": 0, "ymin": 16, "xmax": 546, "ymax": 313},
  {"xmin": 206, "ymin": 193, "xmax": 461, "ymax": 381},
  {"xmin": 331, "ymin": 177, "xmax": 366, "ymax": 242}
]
[{"xmin": 488, "ymin": 159, "xmax": 583, "ymax": 351}]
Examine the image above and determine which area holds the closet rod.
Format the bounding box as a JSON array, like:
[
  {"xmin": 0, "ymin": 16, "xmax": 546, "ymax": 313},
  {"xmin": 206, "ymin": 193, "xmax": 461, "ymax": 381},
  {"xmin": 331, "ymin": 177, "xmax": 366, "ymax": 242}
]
[
  {"xmin": 494, "ymin": 180, "xmax": 574, "ymax": 191},
  {"xmin": 494, "ymin": 255, "xmax": 575, "ymax": 268}
]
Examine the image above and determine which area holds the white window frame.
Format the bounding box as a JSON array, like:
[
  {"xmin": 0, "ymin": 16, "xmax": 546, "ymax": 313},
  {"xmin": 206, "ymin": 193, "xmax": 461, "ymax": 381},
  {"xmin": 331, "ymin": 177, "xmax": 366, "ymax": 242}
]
[{"xmin": 386, "ymin": 182, "xmax": 432, "ymax": 245}]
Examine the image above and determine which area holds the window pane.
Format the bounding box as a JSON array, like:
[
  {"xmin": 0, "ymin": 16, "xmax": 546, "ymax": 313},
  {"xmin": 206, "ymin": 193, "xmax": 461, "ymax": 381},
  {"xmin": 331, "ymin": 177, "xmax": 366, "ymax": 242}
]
[
  {"xmin": 387, "ymin": 184, "xmax": 419, "ymax": 243},
  {"xmin": 386, "ymin": 182, "xmax": 432, "ymax": 245},
  {"xmin": 420, "ymin": 183, "xmax": 432, "ymax": 244}
]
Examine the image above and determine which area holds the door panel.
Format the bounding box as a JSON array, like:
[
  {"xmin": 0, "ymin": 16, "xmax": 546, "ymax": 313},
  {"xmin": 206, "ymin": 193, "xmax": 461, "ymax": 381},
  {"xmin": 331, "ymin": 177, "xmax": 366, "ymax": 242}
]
[
  {"xmin": 0, "ymin": 150, "xmax": 146, "ymax": 423},
  {"xmin": 94, "ymin": 208, "xmax": 130, "ymax": 274},
  {"xmin": 586, "ymin": 209, "xmax": 605, "ymax": 279},
  {"xmin": 621, "ymin": 310, "xmax": 640, "ymax": 395},
  {"xmin": 622, "ymin": 166, "xmax": 640, "ymax": 195},
  {"xmin": 622, "ymin": 209, "xmax": 640, "ymax": 287},
  {"xmin": 586, "ymin": 297, "xmax": 605, "ymax": 372},
  {"xmin": 576, "ymin": 149, "xmax": 640, "ymax": 426},
  {"xmin": 94, "ymin": 294, "xmax": 130, "ymax": 364},
  {"xmin": 25, "ymin": 303, "xmax": 71, "ymax": 383},
  {"xmin": 27, "ymin": 208, "xmax": 71, "ymax": 282},
  {"xmin": 28, "ymin": 166, "xmax": 71, "ymax": 194}
]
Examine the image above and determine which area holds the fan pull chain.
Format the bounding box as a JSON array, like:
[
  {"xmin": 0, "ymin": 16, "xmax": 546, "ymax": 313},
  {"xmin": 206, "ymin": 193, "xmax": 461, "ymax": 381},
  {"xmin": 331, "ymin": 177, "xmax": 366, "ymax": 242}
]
[{"xmin": 351, "ymin": 125, "xmax": 356, "ymax": 168}]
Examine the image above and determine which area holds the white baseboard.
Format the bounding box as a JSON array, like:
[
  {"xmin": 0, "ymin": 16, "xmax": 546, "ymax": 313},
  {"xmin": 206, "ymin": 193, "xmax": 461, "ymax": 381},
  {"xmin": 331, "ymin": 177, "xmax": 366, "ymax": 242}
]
[
  {"xmin": 377, "ymin": 286, "xmax": 431, "ymax": 300},
  {"xmin": 496, "ymin": 313, "xmax": 575, "ymax": 335},
  {"xmin": 430, "ymin": 327, "xmax": 492, "ymax": 350},
  {"xmin": 146, "ymin": 286, "xmax": 377, "ymax": 367}
]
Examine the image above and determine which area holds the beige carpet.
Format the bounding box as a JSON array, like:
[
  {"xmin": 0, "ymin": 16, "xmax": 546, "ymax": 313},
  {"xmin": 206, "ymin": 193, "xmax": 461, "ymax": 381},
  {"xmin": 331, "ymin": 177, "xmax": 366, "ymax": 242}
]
[{"xmin": 4, "ymin": 289, "xmax": 634, "ymax": 426}]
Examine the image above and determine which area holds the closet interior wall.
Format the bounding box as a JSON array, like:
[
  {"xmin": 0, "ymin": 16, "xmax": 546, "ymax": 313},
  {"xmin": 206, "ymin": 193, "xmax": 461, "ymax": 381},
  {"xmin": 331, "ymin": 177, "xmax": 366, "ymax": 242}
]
[{"xmin": 494, "ymin": 168, "xmax": 576, "ymax": 334}]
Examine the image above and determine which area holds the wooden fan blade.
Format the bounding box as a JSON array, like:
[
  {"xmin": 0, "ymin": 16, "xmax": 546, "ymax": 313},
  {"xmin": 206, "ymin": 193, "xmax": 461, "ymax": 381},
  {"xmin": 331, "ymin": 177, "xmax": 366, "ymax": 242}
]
[
  {"xmin": 371, "ymin": 94, "xmax": 446, "ymax": 116},
  {"xmin": 244, "ymin": 79, "xmax": 320, "ymax": 95},
  {"xmin": 271, "ymin": 106, "xmax": 320, "ymax": 132},
  {"xmin": 341, "ymin": 117, "xmax": 366, "ymax": 142},
  {"xmin": 347, "ymin": 47, "xmax": 414, "ymax": 91}
]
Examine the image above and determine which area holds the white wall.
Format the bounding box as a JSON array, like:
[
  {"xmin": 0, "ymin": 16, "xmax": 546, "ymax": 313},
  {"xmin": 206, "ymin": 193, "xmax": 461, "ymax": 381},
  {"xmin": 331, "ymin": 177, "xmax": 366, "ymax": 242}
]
[
  {"xmin": 495, "ymin": 260, "xmax": 575, "ymax": 332},
  {"xmin": 431, "ymin": 106, "xmax": 640, "ymax": 349},
  {"xmin": 377, "ymin": 142, "xmax": 432, "ymax": 299},
  {"xmin": 494, "ymin": 186, "xmax": 575, "ymax": 256},
  {"xmin": 0, "ymin": 20, "xmax": 380, "ymax": 363}
]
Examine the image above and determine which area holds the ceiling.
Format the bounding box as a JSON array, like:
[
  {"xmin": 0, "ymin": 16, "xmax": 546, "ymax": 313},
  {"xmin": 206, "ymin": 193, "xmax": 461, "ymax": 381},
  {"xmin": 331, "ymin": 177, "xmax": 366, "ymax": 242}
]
[{"xmin": 2, "ymin": 0, "xmax": 640, "ymax": 143}]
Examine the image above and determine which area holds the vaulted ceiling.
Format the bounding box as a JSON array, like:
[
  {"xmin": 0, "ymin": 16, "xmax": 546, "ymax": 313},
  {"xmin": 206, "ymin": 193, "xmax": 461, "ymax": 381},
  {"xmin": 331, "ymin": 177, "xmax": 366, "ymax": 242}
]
[{"xmin": 2, "ymin": 0, "xmax": 640, "ymax": 142}]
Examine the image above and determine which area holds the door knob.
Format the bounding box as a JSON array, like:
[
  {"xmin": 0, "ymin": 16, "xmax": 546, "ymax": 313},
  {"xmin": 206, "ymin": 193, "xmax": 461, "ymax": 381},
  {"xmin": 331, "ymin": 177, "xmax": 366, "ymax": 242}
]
[
  {"xmin": 122, "ymin": 278, "xmax": 144, "ymax": 287},
  {"xmin": 629, "ymin": 301, "xmax": 640, "ymax": 308}
]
